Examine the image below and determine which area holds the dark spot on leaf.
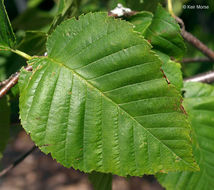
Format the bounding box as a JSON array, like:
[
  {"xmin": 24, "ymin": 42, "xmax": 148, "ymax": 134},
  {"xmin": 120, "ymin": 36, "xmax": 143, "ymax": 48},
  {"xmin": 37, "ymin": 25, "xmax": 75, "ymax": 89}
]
[
  {"xmin": 180, "ymin": 105, "xmax": 187, "ymax": 115},
  {"xmin": 160, "ymin": 68, "xmax": 170, "ymax": 84}
]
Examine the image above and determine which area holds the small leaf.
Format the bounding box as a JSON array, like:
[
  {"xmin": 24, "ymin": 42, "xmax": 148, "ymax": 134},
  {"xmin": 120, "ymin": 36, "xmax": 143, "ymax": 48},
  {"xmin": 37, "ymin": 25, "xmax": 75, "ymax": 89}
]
[
  {"xmin": 0, "ymin": 0, "xmax": 16, "ymax": 50},
  {"xmin": 19, "ymin": 12, "xmax": 197, "ymax": 176},
  {"xmin": 155, "ymin": 51, "xmax": 183, "ymax": 91},
  {"xmin": 88, "ymin": 172, "xmax": 112, "ymax": 190},
  {"xmin": 0, "ymin": 96, "xmax": 10, "ymax": 160},
  {"xmin": 157, "ymin": 82, "xmax": 214, "ymax": 190},
  {"xmin": 145, "ymin": 5, "xmax": 186, "ymax": 59},
  {"xmin": 128, "ymin": 5, "xmax": 186, "ymax": 59},
  {"xmin": 126, "ymin": 11, "xmax": 153, "ymax": 35}
]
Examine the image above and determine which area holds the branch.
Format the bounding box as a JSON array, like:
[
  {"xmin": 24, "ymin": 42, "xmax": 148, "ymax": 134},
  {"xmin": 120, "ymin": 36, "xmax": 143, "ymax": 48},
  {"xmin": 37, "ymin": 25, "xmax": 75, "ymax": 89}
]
[
  {"xmin": 166, "ymin": 0, "xmax": 214, "ymax": 61},
  {"xmin": 0, "ymin": 65, "xmax": 32, "ymax": 99},
  {"xmin": 0, "ymin": 72, "xmax": 21, "ymax": 87},
  {"xmin": 167, "ymin": 0, "xmax": 175, "ymax": 16},
  {"xmin": 0, "ymin": 145, "xmax": 37, "ymax": 178},
  {"xmin": 181, "ymin": 30, "xmax": 214, "ymax": 60},
  {"xmin": 182, "ymin": 57, "xmax": 214, "ymax": 63},
  {"xmin": 10, "ymin": 49, "xmax": 32, "ymax": 60},
  {"xmin": 184, "ymin": 70, "xmax": 214, "ymax": 83},
  {"xmin": 174, "ymin": 16, "xmax": 214, "ymax": 60}
]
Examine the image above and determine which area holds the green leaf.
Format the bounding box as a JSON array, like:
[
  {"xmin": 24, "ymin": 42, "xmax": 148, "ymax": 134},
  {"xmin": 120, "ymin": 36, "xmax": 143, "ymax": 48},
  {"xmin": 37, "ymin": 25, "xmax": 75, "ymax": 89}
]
[
  {"xmin": 155, "ymin": 51, "xmax": 183, "ymax": 91},
  {"xmin": 157, "ymin": 82, "xmax": 214, "ymax": 190},
  {"xmin": 88, "ymin": 172, "xmax": 112, "ymax": 190},
  {"xmin": 19, "ymin": 12, "xmax": 197, "ymax": 176},
  {"xmin": 0, "ymin": 96, "xmax": 10, "ymax": 160},
  {"xmin": 145, "ymin": 5, "xmax": 186, "ymax": 59},
  {"xmin": 126, "ymin": 11, "xmax": 153, "ymax": 36},
  {"xmin": 0, "ymin": 0, "xmax": 16, "ymax": 50},
  {"xmin": 128, "ymin": 5, "xmax": 186, "ymax": 59},
  {"xmin": 162, "ymin": 61, "xmax": 182, "ymax": 91}
]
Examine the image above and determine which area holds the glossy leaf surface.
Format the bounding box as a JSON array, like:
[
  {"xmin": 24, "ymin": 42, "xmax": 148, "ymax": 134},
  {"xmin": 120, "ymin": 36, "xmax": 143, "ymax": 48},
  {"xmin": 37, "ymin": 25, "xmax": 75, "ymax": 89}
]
[{"xmin": 128, "ymin": 5, "xmax": 186, "ymax": 59}]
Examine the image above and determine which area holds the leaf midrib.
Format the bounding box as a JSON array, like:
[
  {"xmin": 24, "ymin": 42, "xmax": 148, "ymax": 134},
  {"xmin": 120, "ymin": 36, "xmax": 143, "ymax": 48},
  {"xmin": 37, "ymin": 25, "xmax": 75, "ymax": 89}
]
[{"xmin": 46, "ymin": 56, "xmax": 194, "ymax": 169}]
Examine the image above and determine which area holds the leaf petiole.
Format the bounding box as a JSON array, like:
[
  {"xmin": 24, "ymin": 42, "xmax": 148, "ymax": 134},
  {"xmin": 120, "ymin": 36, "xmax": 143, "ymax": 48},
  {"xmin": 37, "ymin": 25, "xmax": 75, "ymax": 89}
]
[
  {"xmin": 11, "ymin": 49, "xmax": 32, "ymax": 60},
  {"xmin": 167, "ymin": 0, "xmax": 175, "ymax": 16}
]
